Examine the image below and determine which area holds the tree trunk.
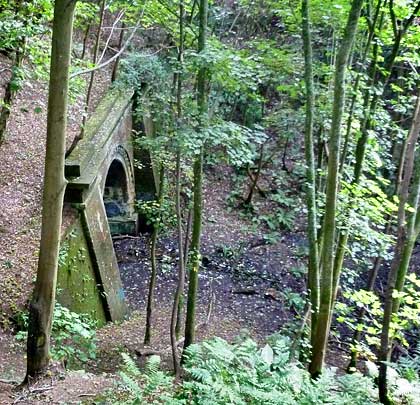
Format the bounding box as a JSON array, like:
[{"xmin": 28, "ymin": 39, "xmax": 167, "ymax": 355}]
[
  {"xmin": 316, "ymin": 128, "xmax": 324, "ymax": 193},
  {"xmin": 378, "ymin": 90, "xmax": 420, "ymax": 404},
  {"xmin": 80, "ymin": 23, "xmax": 90, "ymax": 60},
  {"xmin": 84, "ymin": 0, "xmax": 105, "ymax": 116},
  {"xmin": 339, "ymin": 2, "xmax": 384, "ymax": 174},
  {"xmin": 170, "ymin": 0, "xmax": 185, "ymax": 378},
  {"xmin": 348, "ymin": 121, "xmax": 408, "ymax": 372},
  {"xmin": 170, "ymin": 151, "xmax": 185, "ymax": 377},
  {"xmin": 301, "ymin": 0, "xmax": 320, "ymax": 344},
  {"xmin": 176, "ymin": 206, "xmax": 192, "ymax": 339},
  {"xmin": 351, "ymin": 0, "xmax": 416, "ymax": 183},
  {"xmin": 111, "ymin": 21, "xmax": 125, "ymax": 82},
  {"xmin": 309, "ymin": 0, "xmax": 364, "ymax": 378},
  {"xmin": 144, "ymin": 165, "xmax": 165, "ymax": 345},
  {"xmin": 183, "ymin": 0, "xmax": 208, "ymax": 353},
  {"xmin": 0, "ymin": 1, "xmax": 26, "ymax": 145},
  {"xmin": 244, "ymin": 144, "xmax": 264, "ymax": 206},
  {"xmin": 66, "ymin": 0, "xmax": 105, "ymax": 156},
  {"xmin": 0, "ymin": 68, "xmax": 16, "ymax": 143},
  {"xmin": 26, "ymin": 0, "xmax": 75, "ymax": 379}
]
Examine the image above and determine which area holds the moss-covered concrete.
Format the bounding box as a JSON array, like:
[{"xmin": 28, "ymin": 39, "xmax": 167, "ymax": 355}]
[
  {"xmin": 57, "ymin": 219, "xmax": 107, "ymax": 326},
  {"xmin": 63, "ymin": 87, "xmax": 134, "ymax": 323},
  {"xmin": 81, "ymin": 185, "xmax": 128, "ymax": 321},
  {"xmin": 65, "ymin": 89, "xmax": 134, "ymax": 179}
]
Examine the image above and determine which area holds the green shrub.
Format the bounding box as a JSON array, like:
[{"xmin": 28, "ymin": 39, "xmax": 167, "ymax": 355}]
[{"xmin": 16, "ymin": 303, "xmax": 97, "ymax": 367}]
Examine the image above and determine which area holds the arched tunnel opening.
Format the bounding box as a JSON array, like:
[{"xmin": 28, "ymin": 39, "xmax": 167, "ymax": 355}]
[
  {"xmin": 103, "ymin": 159, "xmax": 136, "ymax": 235},
  {"xmin": 105, "ymin": 157, "xmax": 153, "ymax": 314}
]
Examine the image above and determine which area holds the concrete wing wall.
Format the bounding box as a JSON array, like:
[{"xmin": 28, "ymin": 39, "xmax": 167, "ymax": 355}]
[{"xmin": 62, "ymin": 88, "xmax": 135, "ymax": 323}]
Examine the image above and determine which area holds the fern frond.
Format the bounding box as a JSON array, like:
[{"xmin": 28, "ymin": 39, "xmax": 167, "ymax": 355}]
[
  {"xmin": 119, "ymin": 371, "xmax": 143, "ymax": 400},
  {"xmin": 145, "ymin": 354, "xmax": 161, "ymax": 376},
  {"xmin": 121, "ymin": 352, "xmax": 141, "ymax": 377}
]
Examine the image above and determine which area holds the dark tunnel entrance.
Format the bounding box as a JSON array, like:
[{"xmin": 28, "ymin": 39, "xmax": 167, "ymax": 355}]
[{"xmin": 103, "ymin": 159, "xmax": 135, "ymax": 235}]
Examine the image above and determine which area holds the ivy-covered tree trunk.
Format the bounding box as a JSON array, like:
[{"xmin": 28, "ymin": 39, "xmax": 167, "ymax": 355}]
[
  {"xmin": 309, "ymin": 0, "xmax": 364, "ymax": 378},
  {"xmin": 183, "ymin": 0, "xmax": 208, "ymax": 352},
  {"xmin": 0, "ymin": 47, "xmax": 24, "ymax": 144},
  {"xmin": 0, "ymin": 0, "xmax": 26, "ymax": 144},
  {"xmin": 378, "ymin": 91, "xmax": 420, "ymax": 404},
  {"xmin": 301, "ymin": 0, "xmax": 319, "ymax": 342},
  {"xmin": 26, "ymin": 0, "xmax": 75, "ymax": 379}
]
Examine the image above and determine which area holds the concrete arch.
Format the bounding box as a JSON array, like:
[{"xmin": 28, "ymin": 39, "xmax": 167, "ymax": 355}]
[
  {"xmin": 100, "ymin": 145, "xmax": 134, "ymax": 192},
  {"xmin": 102, "ymin": 149, "xmax": 136, "ymax": 235}
]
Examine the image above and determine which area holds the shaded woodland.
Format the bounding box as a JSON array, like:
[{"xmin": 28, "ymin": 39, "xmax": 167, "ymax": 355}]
[{"xmin": 1, "ymin": 0, "xmax": 420, "ymax": 403}]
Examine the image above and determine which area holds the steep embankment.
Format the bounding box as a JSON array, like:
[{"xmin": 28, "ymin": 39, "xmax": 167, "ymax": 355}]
[
  {"xmin": 0, "ymin": 56, "xmax": 111, "ymax": 327},
  {"xmin": 0, "ymin": 53, "xmax": 112, "ymax": 394}
]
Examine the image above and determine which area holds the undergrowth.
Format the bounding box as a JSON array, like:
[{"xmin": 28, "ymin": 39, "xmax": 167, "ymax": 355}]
[
  {"xmin": 16, "ymin": 303, "xmax": 97, "ymax": 367},
  {"xmin": 117, "ymin": 335, "xmax": 379, "ymax": 404}
]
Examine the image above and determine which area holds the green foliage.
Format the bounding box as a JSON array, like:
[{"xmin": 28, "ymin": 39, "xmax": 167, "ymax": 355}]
[
  {"xmin": 119, "ymin": 49, "xmax": 269, "ymax": 170},
  {"xmin": 16, "ymin": 303, "xmax": 97, "ymax": 367},
  {"xmin": 250, "ymin": 186, "xmax": 299, "ymax": 235},
  {"xmin": 187, "ymin": 37, "xmax": 265, "ymax": 103},
  {"xmin": 0, "ymin": 0, "xmax": 52, "ymax": 52},
  {"xmin": 137, "ymin": 198, "xmax": 171, "ymax": 228},
  {"xmin": 396, "ymin": 342, "xmax": 420, "ymax": 383},
  {"xmin": 216, "ymin": 242, "xmax": 245, "ymax": 260},
  {"xmin": 259, "ymin": 209, "xmax": 296, "ymax": 232},
  {"xmin": 118, "ymin": 353, "xmax": 183, "ymax": 404},
  {"xmin": 336, "ymin": 290, "xmax": 383, "ymax": 359},
  {"xmin": 289, "ymin": 265, "xmax": 306, "ymax": 279},
  {"xmin": 206, "ymin": 122, "xmax": 267, "ymax": 167},
  {"xmin": 114, "ymin": 336, "xmax": 377, "ymax": 404},
  {"xmin": 74, "ymin": 1, "xmax": 99, "ymax": 30},
  {"xmin": 281, "ymin": 288, "xmax": 307, "ymax": 312},
  {"xmin": 333, "ymin": 178, "xmax": 397, "ymax": 267},
  {"xmin": 337, "ymin": 273, "xmax": 420, "ymax": 360},
  {"xmin": 182, "ymin": 337, "xmax": 377, "ymax": 404},
  {"xmin": 0, "ymin": 0, "xmax": 52, "ymax": 102}
]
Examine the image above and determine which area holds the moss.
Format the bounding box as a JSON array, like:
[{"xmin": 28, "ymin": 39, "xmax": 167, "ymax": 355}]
[
  {"xmin": 66, "ymin": 88, "xmax": 134, "ymax": 170},
  {"xmin": 57, "ymin": 219, "xmax": 107, "ymax": 326}
]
